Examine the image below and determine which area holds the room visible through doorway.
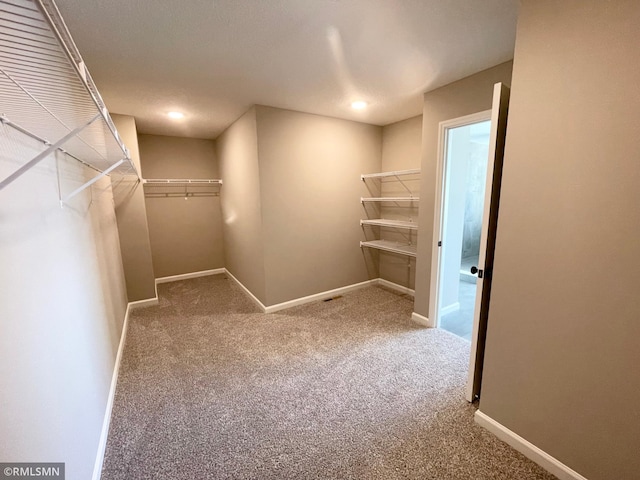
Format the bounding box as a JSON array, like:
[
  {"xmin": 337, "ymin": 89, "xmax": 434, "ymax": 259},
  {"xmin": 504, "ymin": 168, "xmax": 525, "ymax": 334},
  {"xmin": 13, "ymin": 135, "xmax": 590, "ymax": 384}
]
[{"xmin": 438, "ymin": 120, "xmax": 491, "ymax": 340}]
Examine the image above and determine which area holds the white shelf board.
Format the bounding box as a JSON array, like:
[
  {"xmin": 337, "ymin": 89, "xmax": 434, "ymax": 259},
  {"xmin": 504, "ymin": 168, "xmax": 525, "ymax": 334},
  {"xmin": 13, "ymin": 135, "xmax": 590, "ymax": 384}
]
[
  {"xmin": 360, "ymin": 219, "xmax": 418, "ymax": 230},
  {"xmin": 360, "ymin": 240, "xmax": 417, "ymax": 257},
  {"xmin": 0, "ymin": 0, "xmax": 137, "ymax": 192},
  {"xmin": 361, "ymin": 196, "xmax": 419, "ymax": 202},
  {"xmin": 361, "ymin": 169, "xmax": 420, "ymax": 180}
]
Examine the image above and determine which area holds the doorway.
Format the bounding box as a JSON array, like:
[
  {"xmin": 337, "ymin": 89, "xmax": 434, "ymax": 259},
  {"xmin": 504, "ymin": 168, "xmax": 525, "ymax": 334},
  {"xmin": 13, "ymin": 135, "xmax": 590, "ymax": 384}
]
[
  {"xmin": 433, "ymin": 113, "xmax": 491, "ymax": 340},
  {"xmin": 430, "ymin": 83, "xmax": 511, "ymax": 402}
]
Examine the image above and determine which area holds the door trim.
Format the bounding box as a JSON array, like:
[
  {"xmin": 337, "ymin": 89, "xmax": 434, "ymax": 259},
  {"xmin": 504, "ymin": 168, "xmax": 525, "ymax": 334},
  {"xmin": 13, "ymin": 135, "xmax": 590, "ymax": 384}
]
[{"xmin": 428, "ymin": 109, "xmax": 492, "ymax": 329}]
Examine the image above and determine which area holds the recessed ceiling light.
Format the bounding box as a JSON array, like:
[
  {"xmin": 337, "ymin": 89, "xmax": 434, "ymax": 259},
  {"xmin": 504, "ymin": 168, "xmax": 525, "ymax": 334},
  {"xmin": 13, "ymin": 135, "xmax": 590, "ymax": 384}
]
[
  {"xmin": 167, "ymin": 111, "xmax": 184, "ymax": 119},
  {"xmin": 351, "ymin": 101, "xmax": 368, "ymax": 110}
]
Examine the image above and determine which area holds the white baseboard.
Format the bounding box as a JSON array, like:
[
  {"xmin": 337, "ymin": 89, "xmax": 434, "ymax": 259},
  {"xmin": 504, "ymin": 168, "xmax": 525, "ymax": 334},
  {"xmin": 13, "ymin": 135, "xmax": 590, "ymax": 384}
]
[
  {"xmin": 411, "ymin": 311, "xmax": 433, "ymax": 327},
  {"xmin": 223, "ymin": 269, "xmax": 268, "ymax": 312},
  {"xmin": 92, "ymin": 302, "xmax": 132, "ymax": 480},
  {"xmin": 377, "ymin": 278, "xmax": 415, "ymax": 297},
  {"xmin": 155, "ymin": 268, "xmax": 225, "ymax": 285},
  {"xmin": 440, "ymin": 301, "xmax": 460, "ymax": 316},
  {"xmin": 128, "ymin": 296, "xmax": 158, "ymax": 309},
  {"xmin": 474, "ymin": 411, "xmax": 588, "ymax": 480},
  {"xmin": 264, "ymin": 279, "xmax": 378, "ymax": 314},
  {"xmin": 223, "ymin": 272, "xmax": 415, "ymax": 315}
]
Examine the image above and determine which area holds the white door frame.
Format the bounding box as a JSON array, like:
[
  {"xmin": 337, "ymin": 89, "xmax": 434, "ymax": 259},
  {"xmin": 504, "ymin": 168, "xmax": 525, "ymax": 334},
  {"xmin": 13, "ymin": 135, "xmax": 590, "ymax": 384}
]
[{"xmin": 428, "ymin": 109, "xmax": 492, "ymax": 329}]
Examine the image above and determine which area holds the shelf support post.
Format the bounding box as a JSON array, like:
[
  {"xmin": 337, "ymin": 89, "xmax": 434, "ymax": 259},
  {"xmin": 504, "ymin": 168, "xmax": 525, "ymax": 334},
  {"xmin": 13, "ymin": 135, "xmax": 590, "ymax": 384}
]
[{"xmin": 0, "ymin": 113, "xmax": 101, "ymax": 191}]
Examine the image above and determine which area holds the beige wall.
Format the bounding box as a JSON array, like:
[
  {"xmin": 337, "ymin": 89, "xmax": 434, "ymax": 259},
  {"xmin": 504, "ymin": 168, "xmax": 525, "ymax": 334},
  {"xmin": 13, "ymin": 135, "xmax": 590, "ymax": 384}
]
[
  {"xmin": 381, "ymin": 115, "xmax": 422, "ymax": 172},
  {"xmin": 479, "ymin": 2, "xmax": 640, "ymax": 479},
  {"xmin": 216, "ymin": 107, "xmax": 267, "ymax": 303},
  {"xmin": 379, "ymin": 115, "xmax": 422, "ymax": 289},
  {"xmin": 255, "ymin": 106, "xmax": 381, "ymax": 306},
  {"xmin": 413, "ymin": 61, "xmax": 513, "ymax": 317},
  {"xmin": 0, "ymin": 132, "xmax": 128, "ymax": 479},
  {"xmin": 138, "ymin": 134, "xmax": 224, "ymax": 278},
  {"xmin": 111, "ymin": 114, "xmax": 156, "ymax": 301}
]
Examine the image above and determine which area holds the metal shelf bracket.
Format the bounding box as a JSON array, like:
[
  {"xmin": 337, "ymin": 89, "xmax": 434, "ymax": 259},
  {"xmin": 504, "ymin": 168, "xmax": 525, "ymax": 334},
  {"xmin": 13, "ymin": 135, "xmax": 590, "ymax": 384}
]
[
  {"xmin": 0, "ymin": 113, "xmax": 101, "ymax": 191},
  {"xmin": 61, "ymin": 158, "xmax": 125, "ymax": 204}
]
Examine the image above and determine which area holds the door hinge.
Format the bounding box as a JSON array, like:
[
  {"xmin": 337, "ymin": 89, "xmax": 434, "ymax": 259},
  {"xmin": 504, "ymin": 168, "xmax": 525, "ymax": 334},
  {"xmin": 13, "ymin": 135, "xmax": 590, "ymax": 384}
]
[{"xmin": 438, "ymin": 241, "xmax": 442, "ymax": 247}]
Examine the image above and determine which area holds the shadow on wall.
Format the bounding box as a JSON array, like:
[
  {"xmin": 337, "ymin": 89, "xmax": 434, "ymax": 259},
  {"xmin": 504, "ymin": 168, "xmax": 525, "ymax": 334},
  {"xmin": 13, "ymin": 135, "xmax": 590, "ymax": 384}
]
[{"xmin": 111, "ymin": 175, "xmax": 142, "ymax": 207}]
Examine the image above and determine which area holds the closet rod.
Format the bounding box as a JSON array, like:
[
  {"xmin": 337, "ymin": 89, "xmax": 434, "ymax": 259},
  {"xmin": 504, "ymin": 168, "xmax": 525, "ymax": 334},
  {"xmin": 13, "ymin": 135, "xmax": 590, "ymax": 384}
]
[
  {"xmin": 144, "ymin": 192, "xmax": 220, "ymax": 198},
  {"xmin": 143, "ymin": 179, "xmax": 223, "ymax": 185}
]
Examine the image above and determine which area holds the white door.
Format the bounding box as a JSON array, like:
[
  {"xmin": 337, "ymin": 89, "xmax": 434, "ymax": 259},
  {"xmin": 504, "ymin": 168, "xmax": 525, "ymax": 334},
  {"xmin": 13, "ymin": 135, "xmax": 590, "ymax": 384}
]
[{"xmin": 466, "ymin": 83, "xmax": 510, "ymax": 401}]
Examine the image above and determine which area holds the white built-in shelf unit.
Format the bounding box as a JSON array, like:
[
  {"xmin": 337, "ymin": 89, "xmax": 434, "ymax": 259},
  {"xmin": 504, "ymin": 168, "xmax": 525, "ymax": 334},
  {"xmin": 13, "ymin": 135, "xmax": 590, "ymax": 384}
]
[
  {"xmin": 360, "ymin": 168, "xmax": 420, "ymax": 258},
  {"xmin": 0, "ymin": 0, "xmax": 138, "ymax": 202}
]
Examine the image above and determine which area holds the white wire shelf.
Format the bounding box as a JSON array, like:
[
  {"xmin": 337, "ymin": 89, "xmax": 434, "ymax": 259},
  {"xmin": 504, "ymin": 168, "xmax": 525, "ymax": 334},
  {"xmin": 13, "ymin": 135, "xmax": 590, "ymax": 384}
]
[
  {"xmin": 360, "ymin": 240, "xmax": 417, "ymax": 257},
  {"xmin": 143, "ymin": 179, "xmax": 223, "ymax": 186},
  {"xmin": 0, "ymin": 0, "xmax": 138, "ymax": 197},
  {"xmin": 142, "ymin": 179, "xmax": 222, "ymax": 198},
  {"xmin": 360, "ymin": 219, "xmax": 418, "ymax": 230},
  {"xmin": 360, "ymin": 169, "xmax": 420, "ymax": 180},
  {"xmin": 361, "ymin": 196, "xmax": 419, "ymax": 203}
]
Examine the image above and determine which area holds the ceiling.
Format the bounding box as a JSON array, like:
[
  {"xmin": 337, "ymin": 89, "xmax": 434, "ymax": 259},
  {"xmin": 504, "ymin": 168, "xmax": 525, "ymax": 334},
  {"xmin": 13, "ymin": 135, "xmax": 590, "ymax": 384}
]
[{"xmin": 54, "ymin": 0, "xmax": 519, "ymax": 139}]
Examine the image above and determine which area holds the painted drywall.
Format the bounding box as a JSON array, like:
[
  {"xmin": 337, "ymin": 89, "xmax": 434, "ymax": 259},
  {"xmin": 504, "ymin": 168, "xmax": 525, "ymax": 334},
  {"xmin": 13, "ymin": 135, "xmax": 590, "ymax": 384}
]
[
  {"xmin": 381, "ymin": 116, "xmax": 422, "ymax": 172},
  {"xmin": 378, "ymin": 115, "xmax": 422, "ymax": 289},
  {"xmin": 255, "ymin": 106, "xmax": 381, "ymax": 306},
  {"xmin": 479, "ymin": 1, "xmax": 640, "ymax": 479},
  {"xmin": 138, "ymin": 134, "xmax": 224, "ymax": 278},
  {"xmin": 111, "ymin": 114, "xmax": 156, "ymax": 301},
  {"xmin": 413, "ymin": 61, "xmax": 513, "ymax": 318},
  {"xmin": 0, "ymin": 131, "xmax": 128, "ymax": 479},
  {"xmin": 216, "ymin": 107, "xmax": 267, "ymax": 303}
]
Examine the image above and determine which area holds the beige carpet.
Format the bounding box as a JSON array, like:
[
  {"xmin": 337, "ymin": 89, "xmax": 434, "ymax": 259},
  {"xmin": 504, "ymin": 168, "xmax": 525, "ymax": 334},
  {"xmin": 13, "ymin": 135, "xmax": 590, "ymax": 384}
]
[{"xmin": 102, "ymin": 274, "xmax": 556, "ymax": 480}]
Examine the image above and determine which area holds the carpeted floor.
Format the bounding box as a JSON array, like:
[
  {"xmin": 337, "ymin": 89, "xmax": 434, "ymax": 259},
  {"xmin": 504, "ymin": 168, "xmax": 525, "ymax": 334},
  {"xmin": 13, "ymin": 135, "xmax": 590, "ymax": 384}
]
[{"xmin": 102, "ymin": 274, "xmax": 556, "ymax": 480}]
